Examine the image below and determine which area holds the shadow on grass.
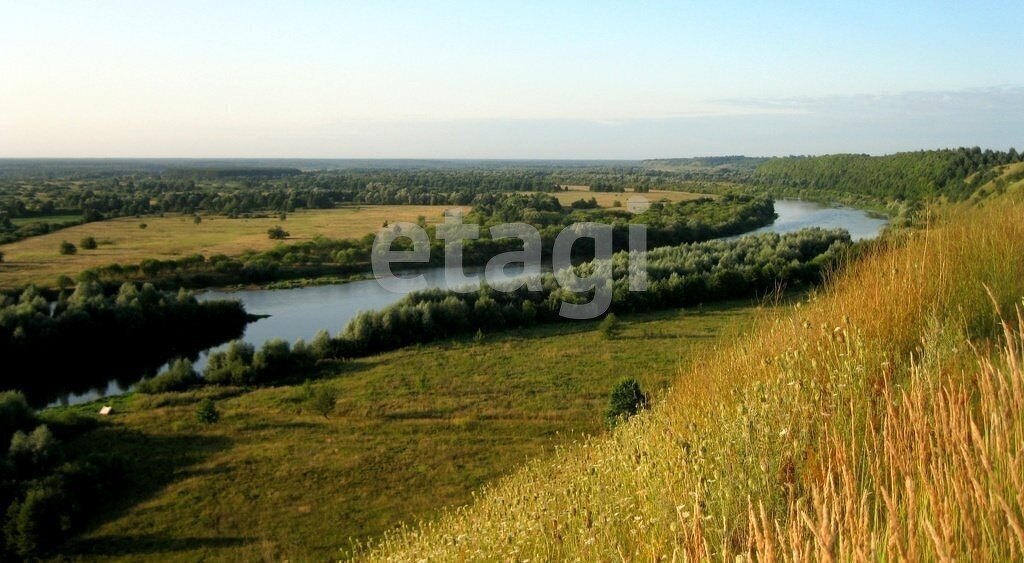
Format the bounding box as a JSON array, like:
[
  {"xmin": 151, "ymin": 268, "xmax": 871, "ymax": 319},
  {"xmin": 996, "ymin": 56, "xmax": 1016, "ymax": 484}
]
[
  {"xmin": 60, "ymin": 427, "xmax": 241, "ymax": 558},
  {"xmin": 61, "ymin": 535, "xmax": 246, "ymax": 557}
]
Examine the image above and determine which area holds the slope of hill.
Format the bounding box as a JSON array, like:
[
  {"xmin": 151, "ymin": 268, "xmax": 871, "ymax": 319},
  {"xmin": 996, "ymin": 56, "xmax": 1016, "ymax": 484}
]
[
  {"xmin": 363, "ymin": 183, "xmax": 1024, "ymax": 560},
  {"xmin": 751, "ymin": 148, "xmax": 1021, "ymax": 202}
]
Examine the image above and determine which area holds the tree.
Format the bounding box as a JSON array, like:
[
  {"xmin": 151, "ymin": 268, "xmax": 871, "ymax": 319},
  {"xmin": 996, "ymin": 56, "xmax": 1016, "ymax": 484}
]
[
  {"xmin": 0, "ymin": 250, "xmax": 5, "ymax": 263},
  {"xmin": 309, "ymin": 386, "xmax": 337, "ymax": 418},
  {"xmin": 196, "ymin": 398, "xmax": 220, "ymax": 424},
  {"xmin": 138, "ymin": 223, "xmax": 147, "ymax": 229},
  {"xmin": 58, "ymin": 241, "xmax": 76, "ymax": 255},
  {"xmin": 0, "ymin": 391, "xmax": 35, "ymax": 439},
  {"xmin": 311, "ymin": 329, "xmax": 333, "ymax": 360},
  {"xmin": 267, "ymin": 226, "xmax": 289, "ymax": 240},
  {"xmin": 193, "ymin": 214, "xmax": 202, "ymax": 225},
  {"xmin": 79, "ymin": 237, "xmax": 97, "ymax": 250},
  {"xmin": 599, "ymin": 313, "xmax": 620, "ymax": 339},
  {"xmin": 605, "ymin": 378, "xmax": 648, "ymax": 428},
  {"xmin": 137, "ymin": 359, "xmax": 200, "ymax": 394}
]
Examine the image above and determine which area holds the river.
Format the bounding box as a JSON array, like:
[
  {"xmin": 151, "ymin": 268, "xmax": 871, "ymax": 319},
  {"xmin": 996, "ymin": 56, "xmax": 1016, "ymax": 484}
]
[{"xmin": 52, "ymin": 199, "xmax": 888, "ymax": 406}]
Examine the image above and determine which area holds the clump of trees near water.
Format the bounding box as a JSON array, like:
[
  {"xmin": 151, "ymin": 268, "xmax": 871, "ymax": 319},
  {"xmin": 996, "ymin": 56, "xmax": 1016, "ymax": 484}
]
[
  {"xmin": 331, "ymin": 228, "xmax": 850, "ymax": 357},
  {"xmin": 0, "ymin": 282, "xmax": 249, "ymax": 406},
  {"xmin": 0, "ymin": 391, "xmax": 123, "ymax": 559}
]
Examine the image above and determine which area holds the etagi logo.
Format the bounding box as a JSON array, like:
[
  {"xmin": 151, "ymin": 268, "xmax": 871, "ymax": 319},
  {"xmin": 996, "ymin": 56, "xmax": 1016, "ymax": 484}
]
[{"xmin": 371, "ymin": 197, "xmax": 651, "ymax": 320}]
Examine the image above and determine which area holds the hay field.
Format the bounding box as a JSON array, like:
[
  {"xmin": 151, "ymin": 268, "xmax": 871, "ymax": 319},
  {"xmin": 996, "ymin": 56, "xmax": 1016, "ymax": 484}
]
[{"xmin": 0, "ymin": 205, "xmax": 464, "ymax": 288}]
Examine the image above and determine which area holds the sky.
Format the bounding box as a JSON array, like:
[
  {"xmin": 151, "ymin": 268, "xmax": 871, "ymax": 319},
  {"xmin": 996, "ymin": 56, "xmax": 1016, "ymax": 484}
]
[{"xmin": 1, "ymin": 1, "xmax": 1022, "ymax": 159}]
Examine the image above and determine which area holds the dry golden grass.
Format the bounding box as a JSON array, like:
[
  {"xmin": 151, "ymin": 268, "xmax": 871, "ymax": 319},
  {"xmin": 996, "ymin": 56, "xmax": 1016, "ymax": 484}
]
[
  {"xmin": 0, "ymin": 206, "xmax": 463, "ymax": 288},
  {"xmin": 551, "ymin": 189, "xmax": 707, "ymax": 208},
  {"xmin": 362, "ymin": 191, "xmax": 1024, "ymax": 560}
]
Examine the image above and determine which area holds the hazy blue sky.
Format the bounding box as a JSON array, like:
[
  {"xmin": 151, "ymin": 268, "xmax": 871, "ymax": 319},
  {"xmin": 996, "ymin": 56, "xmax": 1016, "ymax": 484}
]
[{"xmin": 2, "ymin": 1, "xmax": 1022, "ymax": 158}]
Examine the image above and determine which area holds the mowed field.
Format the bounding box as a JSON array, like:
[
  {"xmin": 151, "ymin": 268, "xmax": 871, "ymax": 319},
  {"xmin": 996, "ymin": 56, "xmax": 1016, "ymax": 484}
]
[
  {"xmin": 552, "ymin": 188, "xmax": 708, "ymax": 208},
  {"xmin": 0, "ymin": 206, "xmax": 464, "ymax": 289},
  {"xmin": 52, "ymin": 302, "xmax": 763, "ymax": 562}
]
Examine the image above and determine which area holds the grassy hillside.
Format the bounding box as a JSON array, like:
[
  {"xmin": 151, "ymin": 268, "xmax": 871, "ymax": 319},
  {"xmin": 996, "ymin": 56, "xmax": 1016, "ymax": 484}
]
[
  {"xmin": 363, "ymin": 186, "xmax": 1024, "ymax": 559},
  {"xmin": 51, "ymin": 303, "xmax": 763, "ymax": 561}
]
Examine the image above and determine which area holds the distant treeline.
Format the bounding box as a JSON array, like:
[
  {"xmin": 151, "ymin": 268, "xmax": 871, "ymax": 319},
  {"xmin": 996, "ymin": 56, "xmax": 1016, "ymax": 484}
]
[
  {"xmin": 73, "ymin": 195, "xmax": 776, "ymax": 289},
  {"xmin": 2, "ymin": 149, "xmax": 1016, "ymax": 246},
  {"xmin": 160, "ymin": 167, "xmax": 302, "ymax": 180},
  {"xmin": 0, "ymin": 170, "xmax": 561, "ymax": 223},
  {"xmin": 750, "ymin": 148, "xmax": 1022, "ymax": 202},
  {"xmin": 0, "ymin": 215, "xmax": 88, "ymax": 245},
  {"xmin": 0, "ymin": 283, "xmax": 249, "ymax": 406}
]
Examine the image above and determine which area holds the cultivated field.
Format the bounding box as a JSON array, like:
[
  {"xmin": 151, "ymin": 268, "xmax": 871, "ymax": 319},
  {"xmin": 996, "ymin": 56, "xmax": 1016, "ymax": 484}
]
[
  {"xmin": 0, "ymin": 206, "xmax": 464, "ymax": 288},
  {"xmin": 53, "ymin": 302, "xmax": 763, "ymax": 562},
  {"xmin": 552, "ymin": 189, "xmax": 707, "ymax": 208}
]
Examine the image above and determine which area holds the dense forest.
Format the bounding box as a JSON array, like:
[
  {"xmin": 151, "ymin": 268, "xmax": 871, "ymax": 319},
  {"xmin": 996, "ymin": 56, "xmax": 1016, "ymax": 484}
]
[
  {"xmin": 749, "ymin": 148, "xmax": 1022, "ymax": 201},
  {"xmin": 0, "ymin": 283, "xmax": 249, "ymax": 406}
]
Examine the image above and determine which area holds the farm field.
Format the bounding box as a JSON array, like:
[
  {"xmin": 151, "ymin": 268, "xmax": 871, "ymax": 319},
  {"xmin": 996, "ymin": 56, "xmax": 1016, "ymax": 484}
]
[
  {"xmin": 51, "ymin": 301, "xmax": 763, "ymax": 562},
  {"xmin": 0, "ymin": 205, "xmax": 463, "ymax": 289},
  {"xmin": 552, "ymin": 188, "xmax": 708, "ymax": 208}
]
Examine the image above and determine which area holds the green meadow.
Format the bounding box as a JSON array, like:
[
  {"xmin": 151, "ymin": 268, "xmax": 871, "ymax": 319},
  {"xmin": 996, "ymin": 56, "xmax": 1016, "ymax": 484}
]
[{"xmin": 50, "ymin": 301, "xmax": 764, "ymax": 562}]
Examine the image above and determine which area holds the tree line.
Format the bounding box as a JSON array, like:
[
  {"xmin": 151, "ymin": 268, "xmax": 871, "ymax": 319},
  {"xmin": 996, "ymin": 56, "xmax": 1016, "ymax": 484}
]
[
  {"xmin": 0, "ymin": 282, "xmax": 249, "ymax": 406},
  {"xmin": 331, "ymin": 228, "xmax": 850, "ymax": 357},
  {"xmin": 72, "ymin": 195, "xmax": 777, "ymax": 290},
  {"xmin": 750, "ymin": 148, "xmax": 1022, "ymax": 202}
]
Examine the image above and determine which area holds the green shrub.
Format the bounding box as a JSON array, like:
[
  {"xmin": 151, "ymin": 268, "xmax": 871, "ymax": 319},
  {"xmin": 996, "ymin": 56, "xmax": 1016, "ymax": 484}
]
[
  {"xmin": 311, "ymin": 329, "xmax": 333, "ymax": 360},
  {"xmin": 605, "ymin": 378, "xmax": 648, "ymax": 428},
  {"xmin": 196, "ymin": 399, "xmax": 220, "ymax": 424},
  {"xmin": 58, "ymin": 241, "xmax": 76, "ymax": 255},
  {"xmin": 309, "ymin": 386, "xmax": 338, "ymax": 418},
  {"xmin": 204, "ymin": 341, "xmax": 256, "ymax": 385},
  {"xmin": 599, "ymin": 313, "xmax": 620, "ymax": 339},
  {"xmin": 0, "ymin": 392, "xmax": 36, "ymax": 441},
  {"xmin": 79, "ymin": 236, "xmax": 97, "ymax": 250},
  {"xmin": 8, "ymin": 426, "xmax": 63, "ymax": 477},
  {"xmin": 136, "ymin": 359, "xmax": 200, "ymax": 394}
]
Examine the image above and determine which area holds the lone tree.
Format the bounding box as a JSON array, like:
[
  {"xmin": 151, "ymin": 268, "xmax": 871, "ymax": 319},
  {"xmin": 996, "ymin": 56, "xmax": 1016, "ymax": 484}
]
[
  {"xmin": 309, "ymin": 386, "xmax": 338, "ymax": 418},
  {"xmin": 80, "ymin": 236, "xmax": 97, "ymax": 250},
  {"xmin": 605, "ymin": 378, "xmax": 649, "ymax": 428},
  {"xmin": 267, "ymin": 226, "xmax": 289, "ymax": 240},
  {"xmin": 599, "ymin": 313, "xmax": 620, "ymax": 339},
  {"xmin": 193, "ymin": 214, "xmax": 202, "ymax": 225},
  {"xmin": 0, "ymin": 250, "xmax": 5, "ymax": 263},
  {"xmin": 59, "ymin": 241, "xmax": 77, "ymax": 255}
]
